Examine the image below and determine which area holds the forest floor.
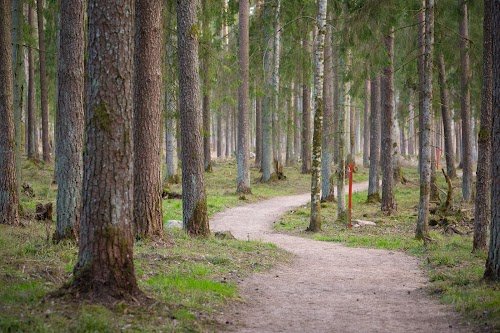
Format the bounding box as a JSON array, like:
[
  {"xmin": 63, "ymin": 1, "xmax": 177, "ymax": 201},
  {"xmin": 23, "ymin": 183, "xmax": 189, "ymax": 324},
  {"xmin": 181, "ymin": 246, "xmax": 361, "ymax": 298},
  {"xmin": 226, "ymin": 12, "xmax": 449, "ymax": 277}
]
[{"xmin": 211, "ymin": 182, "xmax": 474, "ymax": 333}]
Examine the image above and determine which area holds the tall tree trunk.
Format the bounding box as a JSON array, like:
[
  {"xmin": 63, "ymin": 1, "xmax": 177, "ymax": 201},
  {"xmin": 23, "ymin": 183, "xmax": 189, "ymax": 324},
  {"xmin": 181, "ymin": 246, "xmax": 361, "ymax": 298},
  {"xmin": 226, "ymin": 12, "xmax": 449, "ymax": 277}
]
[
  {"xmin": 133, "ymin": 0, "xmax": 163, "ymax": 239},
  {"xmin": 455, "ymin": 121, "xmax": 461, "ymax": 165},
  {"xmin": 237, "ymin": 0, "xmax": 251, "ymax": 194},
  {"xmin": 332, "ymin": 40, "xmax": 339, "ymax": 165},
  {"xmin": 337, "ymin": 51, "xmax": 350, "ymax": 222},
  {"xmin": 416, "ymin": 0, "xmax": 433, "ymax": 242},
  {"xmin": 0, "ymin": 0, "xmax": 20, "ymax": 225},
  {"xmin": 381, "ymin": 29, "xmax": 397, "ymax": 214},
  {"xmin": 349, "ymin": 103, "xmax": 355, "ymax": 166},
  {"xmin": 484, "ymin": 0, "xmax": 500, "ymax": 281},
  {"xmin": 73, "ymin": 0, "xmax": 139, "ymax": 298},
  {"xmin": 217, "ymin": 109, "xmax": 223, "ymax": 158},
  {"xmin": 53, "ymin": 0, "xmax": 84, "ymax": 241},
  {"xmin": 459, "ymin": 0, "xmax": 473, "ymax": 202},
  {"xmin": 308, "ymin": 0, "xmax": 327, "ymax": 232},
  {"xmin": 12, "ymin": 0, "xmax": 23, "ymax": 198},
  {"xmin": 473, "ymin": 0, "xmax": 492, "ymax": 252},
  {"xmin": 36, "ymin": 0, "xmax": 50, "ymax": 162},
  {"xmin": 417, "ymin": 8, "xmax": 424, "ymax": 171},
  {"xmin": 286, "ymin": 84, "xmax": 294, "ymax": 166},
  {"xmin": 437, "ymin": 53, "xmax": 457, "ymax": 179},
  {"xmin": 177, "ymin": 0, "xmax": 210, "ymax": 236},
  {"xmin": 408, "ymin": 90, "xmax": 415, "ymax": 156},
  {"xmin": 27, "ymin": 6, "xmax": 37, "ymax": 160},
  {"xmin": 165, "ymin": 6, "xmax": 178, "ymax": 183},
  {"xmin": 293, "ymin": 77, "xmax": 301, "ymax": 165},
  {"xmin": 321, "ymin": 18, "xmax": 334, "ymax": 202},
  {"xmin": 363, "ymin": 80, "xmax": 370, "ymax": 167},
  {"xmin": 367, "ymin": 76, "xmax": 381, "ymax": 202},
  {"xmin": 272, "ymin": 0, "xmax": 281, "ymax": 165},
  {"xmin": 255, "ymin": 97, "xmax": 262, "ymax": 166},
  {"xmin": 201, "ymin": 0, "xmax": 212, "ymax": 172},
  {"xmin": 301, "ymin": 32, "xmax": 312, "ymax": 174}
]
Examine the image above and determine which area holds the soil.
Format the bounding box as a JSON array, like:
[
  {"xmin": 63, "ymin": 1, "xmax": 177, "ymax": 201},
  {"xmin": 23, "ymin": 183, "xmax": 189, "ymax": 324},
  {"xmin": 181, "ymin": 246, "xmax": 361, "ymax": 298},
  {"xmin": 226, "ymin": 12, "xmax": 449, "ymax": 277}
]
[{"xmin": 211, "ymin": 182, "xmax": 473, "ymax": 333}]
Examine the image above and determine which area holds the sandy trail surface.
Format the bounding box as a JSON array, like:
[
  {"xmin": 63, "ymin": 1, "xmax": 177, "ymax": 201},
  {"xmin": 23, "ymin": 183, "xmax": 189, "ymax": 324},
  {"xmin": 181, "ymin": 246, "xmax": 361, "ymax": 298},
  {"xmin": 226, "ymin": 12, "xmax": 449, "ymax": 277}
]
[{"xmin": 211, "ymin": 182, "xmax": 471, "ymax": 333}]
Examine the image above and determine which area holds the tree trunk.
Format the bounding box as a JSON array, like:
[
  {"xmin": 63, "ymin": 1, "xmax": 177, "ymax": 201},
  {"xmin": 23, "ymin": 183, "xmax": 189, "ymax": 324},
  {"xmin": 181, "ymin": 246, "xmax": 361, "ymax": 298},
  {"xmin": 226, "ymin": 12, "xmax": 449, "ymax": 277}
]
[
  {"xmin": 12, "ymin": 0, "xmax": 23, "ymax": 198},
  {"xmin": 27, "ymin": 6, "xmax": 37, "ymax": 160},
  {"xmin": 53, "ymin": 0, "xmax": 85, "ymax": 241},
  {"xmin": 484, "ymin": 0, "xmax": 500, "ymax": 281},
  {"xmin": 0, "ymin": 0, "xmax": 20, "ymax": 225},
  {"xmin": 201, "ymin": 0, "xmax": 212, "ymax": 172},
  {"xmin": 177, "ymin": 0, "xmax": 210, "ymax": 236},
  {"xmin": 337, "ymin": 51, "xmax": 350, "ymax": 222},
  {"xmin": 473, "ymin": 0, "xmax": 492, "ymax": 252},
  {"xmin": 321, "ymin": 18, "xmax": 334, "ymax": 202},
  {"xmin": 217, "ymin": 109, "xmax": 224, "ymax": 158},
  {"xmin": 332, "ymin": 40, "xmax": 339, "ymax": 165},
  {"xmin": 36, "ymin": 0, "xmax": 50, "ymax": 162},
  {"xmin": 255, "ymin": 97, "xmax": 262, "ymax": 166},
  {"xmin": 367, "ymin": 76, "xmax": 381, "ymax": 202},
  {"xmin": 349, "ymin": 102, "xmax": 355, "ymax": 166},
  {"xmin": 408, "ymin": 90, "xmax": 415, "ymax": 156},
  {"xmin": 363, "ymin": 80, "xmax": 370, "ymax": 167},
  {"xmin": 225, "ymin": 108, "xmax": 231, "ymax": 157},
  {"xmin": 308, "ymin": 0, "xmax": 327, "ymax": 232},
  {"xmin": 261, "ymin": 0, "xmax": 275, "ymax": 181},
  {"xmin": 271, "ymin": 0, "xmax": 281, "ymax": 165},
  {"xmin": 237, "ymin": 0, "xmax": 251, "ymax": 194},
  {"xmin": 417, "ymin": 9, "xmax": 424, "ymax": 171},
  {"xmin": 165, "ymin": 6, "xmax": 178, "ymax": 183},
  {"xmin": 294, "ymin": 77, "xmax": 301, "ymax": 165},
  {"xmin": 73, "ymin": 0, "xmax": 139, "ymax": 299},
  {"xmin": 437, "ymin": 53, "xmax": 457, "ymax": 179},
  {"xmin": 381, "ymin": 29, "xmax": 397, "ymax": 214},
  {"xmin": 416, "ymin": 0, "xmax": 433, "ymax": 242},
  {"xmin": 133, "ymin": 0, "xmax": 163, "ymax": 239},
  {"xmin": 459, "ymin": 0, "xmax": 473, "ymax": 202},
  {"xmin": 286, "ymin": 84, "xmax": 294, "ymax": 166},
  {"xmin": 301, "ymin": 32, "xmax": 312, "ymax": 174}
]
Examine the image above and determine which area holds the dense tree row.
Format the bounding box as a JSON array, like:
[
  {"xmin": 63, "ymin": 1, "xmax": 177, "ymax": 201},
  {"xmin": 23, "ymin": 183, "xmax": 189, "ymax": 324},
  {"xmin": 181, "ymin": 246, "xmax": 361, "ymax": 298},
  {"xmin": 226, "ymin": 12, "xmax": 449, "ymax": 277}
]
[{"xmin": 0, "ymin": 0, "xmax": 499, "ymax": 302}]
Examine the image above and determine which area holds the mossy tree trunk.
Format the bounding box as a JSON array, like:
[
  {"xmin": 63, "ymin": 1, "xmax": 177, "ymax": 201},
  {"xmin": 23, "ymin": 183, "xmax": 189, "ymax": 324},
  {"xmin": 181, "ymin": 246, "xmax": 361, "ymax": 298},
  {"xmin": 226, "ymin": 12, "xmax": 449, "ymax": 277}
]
[
  {"xmin": 473, "ymin": 0, "xmax": 492, "ymax": 252},
  {"xmin": 54, "ymin": 0, "xmax": 85, "ymax": 242},
  {"xmin": 484, "ymin": 0, "xmax": 500, "ymax": 280},
  {"xmin": 177, "ymin": 0, "xmax": 210, "ymax": 237},
  {"xmin": 0, "ymin": 0, "xmax": 20, "ymax": 225},
  {"xmin": 308, "ymin": 0, "xmax": 327, "ymax": 232},
  {"xmin": 237, "ymin": 0, "xmax": 251, "ymax": 194},
  {"xmin": 416, "ymin": 0, "xmax": 433, "ymax": 242},
  {"xmin": 73, "ymin": 0, "xmax": 140, "ymax": 299}
]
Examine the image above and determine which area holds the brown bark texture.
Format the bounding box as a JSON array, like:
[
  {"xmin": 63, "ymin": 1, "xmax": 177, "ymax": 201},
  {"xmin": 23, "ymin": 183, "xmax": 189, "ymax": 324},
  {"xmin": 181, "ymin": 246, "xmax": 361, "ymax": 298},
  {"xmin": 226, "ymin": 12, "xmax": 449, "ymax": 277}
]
[
  {"xmin": 381, "ymin": 30, "xmax": 396, "ymax": 213},
  {"xmin": 36, "ymin": 0, "xmax": 51, "ymax": 162},
  {"xmin": 237, "ymin": 0, "xmax": 251, "ymax": 194},
  {"xmin": 0, "ymin": 0, "xmax": 20, "ymax": 225},
  {"xmin": 73, "ymin": 0, "xmax": 139, "ymax": 299},
  {"xmin": 301, "ymin": 33, "xmax": 312, "ymax": 174},
  {"xmin": 459, "ymin": 1, "xmax": 473, "ymax": 202},
  {"xmin": 437, "ymin": 53, "xmax": 457, "ymax": 180},
  {"xmin": 177, "ymin": 0, "xmax": 210, "ymax": 236},
  {"xmin": 27, "ymin": 6, "xmax": 37, "ymax": 160},
  {"xmin": 473, "ymin": 0, "xmax": 492, "ymax": 252},
  {"xmin": 255, "ymin": 97, "xmax": 262, "ymax": 166},
  {"xmin": 485, "ymin": 0, "xmax": 500, "ymax": 281},
  {"xmin": 133, "ymin": 0, "xmax": 164, "ymax": 239},
  {"xmin": 363, "ymin": 80, "xmax": 371, "ymax": 168},
  {"xmin": 367, "ymin": 76, "xmax": 381, "ymax": 202},
  {"xmin": 54, "ymin": 0, "xmax": 85, "ymax": 241}
]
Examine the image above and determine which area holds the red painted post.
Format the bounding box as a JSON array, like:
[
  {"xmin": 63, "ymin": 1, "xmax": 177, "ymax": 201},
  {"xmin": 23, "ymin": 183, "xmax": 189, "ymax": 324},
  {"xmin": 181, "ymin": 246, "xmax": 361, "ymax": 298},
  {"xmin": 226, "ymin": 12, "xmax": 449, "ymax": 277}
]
[{"xmin": 348, "ymin": 164, "xmax": 353, "ymax": 229}]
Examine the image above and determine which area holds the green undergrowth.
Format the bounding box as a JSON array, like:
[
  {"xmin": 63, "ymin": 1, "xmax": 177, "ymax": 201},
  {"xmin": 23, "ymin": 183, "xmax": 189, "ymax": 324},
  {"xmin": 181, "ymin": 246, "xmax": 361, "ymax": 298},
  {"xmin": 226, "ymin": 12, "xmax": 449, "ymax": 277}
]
[
  {"xmin": 275, "ymin": 166, "xmax": 500, "ymax": 331},
  {"xmin": 0, "ymin": 223, "xmax": 289, "ymax": 332}
]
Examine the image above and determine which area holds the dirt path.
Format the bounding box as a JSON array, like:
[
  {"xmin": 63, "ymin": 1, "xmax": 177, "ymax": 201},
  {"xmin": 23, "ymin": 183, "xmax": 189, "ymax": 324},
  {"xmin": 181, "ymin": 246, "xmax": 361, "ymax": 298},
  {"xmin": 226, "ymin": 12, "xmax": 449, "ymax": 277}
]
[{"xmin": 211, "ymin": 182, "xmax": 471, "ymax": 333}]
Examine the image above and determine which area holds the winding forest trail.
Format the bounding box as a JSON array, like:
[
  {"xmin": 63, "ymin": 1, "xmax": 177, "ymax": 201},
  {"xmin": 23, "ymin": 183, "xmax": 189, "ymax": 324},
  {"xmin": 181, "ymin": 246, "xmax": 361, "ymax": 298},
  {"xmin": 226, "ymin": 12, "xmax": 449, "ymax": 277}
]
[{"xmin": 211, "ymin": 182, "xmax": 470, "ymax": 333}]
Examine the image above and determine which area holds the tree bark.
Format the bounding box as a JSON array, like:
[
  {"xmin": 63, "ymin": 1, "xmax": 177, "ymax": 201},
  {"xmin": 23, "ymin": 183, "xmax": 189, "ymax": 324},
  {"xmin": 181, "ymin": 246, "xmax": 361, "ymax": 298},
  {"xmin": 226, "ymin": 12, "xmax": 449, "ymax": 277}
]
[
  {"xmin": 308, "ymin": 0, "xmax": 327, "ymax": 232},
  {"xmin": 286, "ymin": 84, "xmax": 294, "ymax": 166},
  {"xmin": 381, "ymin": 29, "xmax": 397, "ymax": 214},
  {"xmin": 0, "ymin": 0, "xmax": 20, "ymax": 225},
  {"xmin": 255, "ymin": 97, "xmax": 262, "ymax": 166},
  {"xmin": 321, "ymin": 18, "xmax": 334, "ymax": 202},
  {"xmin": 294, "ymin": 76, "xmax": 301, "ymax": 165},
  {"xmin": 473, "ymin": 0, "xmax": 492, "ymax": 252},
  {"xmin": 416, "ymin": 0, "xmax": 433, "ymax": 242},
  {"xmin": 177, "ymin": 0, "xmax": 210, "ymax": 236},
  {"xmin": 459, "ymin": 0, "xmax": 473, "ymax": 202},
  {"xmin": 332, "ymin": 40, "xmax": 339, "ymax": 165},
  {"xmin": 201, "ymin": 0, "xmax": 212, "ymax": 172},
  {"xmin": 237, "ymin": 0, "xmax": 251, "ymax": 194},
  {"xmin": 337, "ymin": 50, "xmax": 350, "ymax": 222},
  {"xmin": 363, "ymin": 80, "xmax": 371, "ymax": 167},
  {"xmin": 417, "ymin": 8, "xmax": 424, "ymax": 171},
  {"xmin": 54, "ymin": 0, "xmax": 85, "ymax": 241},
  {"xmin": 36, "ymin": 0, "xmax": 50, "ymax": 162},
  {"xmin": 408, "ymin": 90, "xmax": 415, "ymax": 156},
  {"xmin": 73, "ymin": 0, "xmax": 139, "ymax": 299},
  {"xmin": 133, "ymin": 0, "xmax": 163, "ymax": 239},
  {"xmin": 301, "ymin": 32, "xmax": 312, "ymax": 174},
  {"xmin": 484, "ymin": 0, "xmax": 500, "ymax": 281},
  {"xmin": 12, "ymin": 0, "xmax": 23, "ymax": 198},
  {"xmin": 27, "ymin": 6, "xmax": 37, "ymax": 160},
  {"xmin": 367, "ymin": 76, "xmax": 381, "ymax": 202},
  {"xmin": 272, "ymin": 0, "xmax": 281, "ymax": 165},
  {"xmin": 437, "ymin": 53, "xmax": 457, "ymax": 179}
]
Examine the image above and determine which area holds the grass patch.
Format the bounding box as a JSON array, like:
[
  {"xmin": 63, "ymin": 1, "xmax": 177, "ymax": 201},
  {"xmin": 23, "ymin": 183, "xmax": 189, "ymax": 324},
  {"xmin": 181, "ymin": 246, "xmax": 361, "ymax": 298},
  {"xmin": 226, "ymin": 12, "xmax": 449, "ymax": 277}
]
[{"xmin": 275, "ymin": 166, "xmax": 500, "ymax": 331}]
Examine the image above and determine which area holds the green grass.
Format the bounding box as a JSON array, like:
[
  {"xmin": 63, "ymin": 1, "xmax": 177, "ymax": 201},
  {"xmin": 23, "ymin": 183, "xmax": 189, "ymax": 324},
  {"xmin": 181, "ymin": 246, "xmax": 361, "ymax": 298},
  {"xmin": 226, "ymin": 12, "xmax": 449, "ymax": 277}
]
[
  {"xmin": 275, "ymin": 166, "xmax": 500, "ymax": 331},
  {"xmin": 1, "ymin": 158, "xmax": 300, "ymax": 332}
]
